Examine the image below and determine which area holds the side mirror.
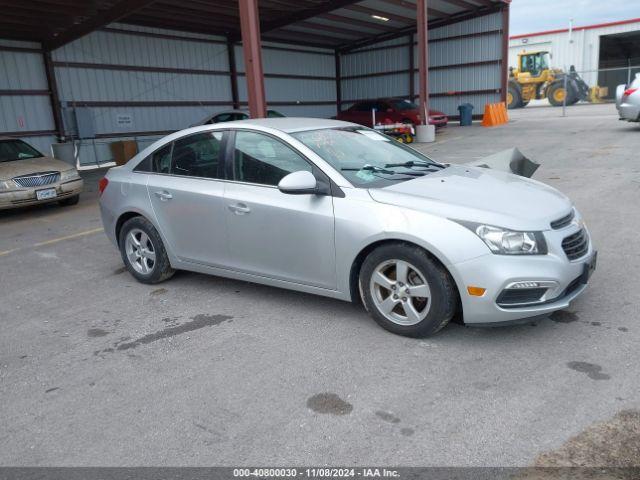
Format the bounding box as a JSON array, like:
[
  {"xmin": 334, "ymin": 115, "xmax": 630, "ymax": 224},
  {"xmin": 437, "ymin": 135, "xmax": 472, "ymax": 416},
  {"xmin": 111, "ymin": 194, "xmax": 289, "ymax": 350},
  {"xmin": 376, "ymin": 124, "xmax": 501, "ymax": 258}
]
[{"xmin": 278, "ymin": 170, "xmax": 318, "ymax": 195}]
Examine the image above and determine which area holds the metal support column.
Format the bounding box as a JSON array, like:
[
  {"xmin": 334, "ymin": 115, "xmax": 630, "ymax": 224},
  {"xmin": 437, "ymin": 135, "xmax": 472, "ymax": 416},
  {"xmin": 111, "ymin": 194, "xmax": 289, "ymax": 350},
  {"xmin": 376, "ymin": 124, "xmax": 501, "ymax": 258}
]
[
  {"xmin": 227, "ymin": 39, "xmax": 240, "ymax": 110},
  {"xmin": 408, "ymin": 34, "xmax": 415, "ymax": 101},
  {"xmin": 500, "ymin": 3, "xmax": 510, "ymax": 104},
  {"xmin": 43, "ymin": 51, "xmax": 65, "ymax": 141},
  {"xmin": 416, "ymin": 0, "xmax": 429, "ymax": 125},
  {"xmin": 335, "ymin": 50, "xmax": 342, "ymax": 116},
  {"xmin": 238, "ymin": 0, "xmax": 267, "ymax": 118}
]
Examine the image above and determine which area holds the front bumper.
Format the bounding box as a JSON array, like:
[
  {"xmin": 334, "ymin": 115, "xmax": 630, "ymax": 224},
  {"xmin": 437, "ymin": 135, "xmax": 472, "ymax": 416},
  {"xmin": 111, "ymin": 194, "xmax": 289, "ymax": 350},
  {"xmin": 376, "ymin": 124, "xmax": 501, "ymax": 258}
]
[
  {"xmin": 0, "ymin": 178, "xmax": 84, "ymax": 210},
  {"xmin": 451, "ymin": 226, "xmax": 596, "ymax": 325}
]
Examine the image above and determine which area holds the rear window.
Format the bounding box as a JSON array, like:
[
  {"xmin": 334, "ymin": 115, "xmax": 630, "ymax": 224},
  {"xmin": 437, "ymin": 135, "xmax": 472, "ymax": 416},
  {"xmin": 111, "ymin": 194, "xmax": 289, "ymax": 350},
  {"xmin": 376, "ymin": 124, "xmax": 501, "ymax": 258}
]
[
  {"xmin": 0, "ymin": 139, "xmax": 44, "ymax": 163},
  {"xmin": 390, "ymin": 99, "xmax": 417, "ymax": 111}
]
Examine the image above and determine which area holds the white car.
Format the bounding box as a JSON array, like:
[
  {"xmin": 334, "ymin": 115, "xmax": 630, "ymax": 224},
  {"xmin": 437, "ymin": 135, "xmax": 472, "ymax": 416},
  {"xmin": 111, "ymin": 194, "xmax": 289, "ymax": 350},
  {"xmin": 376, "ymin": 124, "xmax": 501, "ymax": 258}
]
[
  {"xmin": 99, "ymin": 118, "xmax": 596, "ymax": 337},
  {"xmin": 616, "ymin": 74, "xmax": 640, "ymax": 122}
]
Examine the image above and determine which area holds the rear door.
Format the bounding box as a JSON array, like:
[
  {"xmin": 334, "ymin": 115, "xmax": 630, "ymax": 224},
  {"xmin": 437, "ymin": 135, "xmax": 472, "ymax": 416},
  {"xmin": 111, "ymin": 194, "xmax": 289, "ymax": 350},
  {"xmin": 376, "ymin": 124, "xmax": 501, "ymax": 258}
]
[
  {"xmin": 147, "ymin": 130, "xmax": 231, "ymax": 267},
  {"xmin": 223, "ymin": 129, "xmax": 336, "ymax": 289}
]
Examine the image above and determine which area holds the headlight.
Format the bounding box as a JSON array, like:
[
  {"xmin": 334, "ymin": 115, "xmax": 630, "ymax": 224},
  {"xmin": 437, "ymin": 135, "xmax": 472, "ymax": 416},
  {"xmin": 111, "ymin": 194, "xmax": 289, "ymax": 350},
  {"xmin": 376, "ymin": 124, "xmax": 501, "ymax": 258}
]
[
  {"xmin": 60, "ymin": 169, "xmax": 80, "ymax": 181},
  {"xmin": 456, "ymin": 221, "xmax": 547, "ymax": 255},
  {"xmin": 0, "ymin": 180, "xmax": 13, "ymax": 191}
]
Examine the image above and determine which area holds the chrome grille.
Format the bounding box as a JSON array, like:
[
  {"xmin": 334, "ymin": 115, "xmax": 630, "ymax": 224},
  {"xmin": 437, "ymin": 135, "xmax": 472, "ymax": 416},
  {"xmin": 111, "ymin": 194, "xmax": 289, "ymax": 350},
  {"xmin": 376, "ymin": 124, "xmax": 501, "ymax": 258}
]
[
  {"xmin": 551, "ymin": 210, "xmax": 575, "ymax": 229},
  {"xmin": 13, "ymin": 171, "xmax": 60, "ymax": 188},
  {"xmin": 562, "ymin": 228, "xmax": 589, "ymax": 261}
]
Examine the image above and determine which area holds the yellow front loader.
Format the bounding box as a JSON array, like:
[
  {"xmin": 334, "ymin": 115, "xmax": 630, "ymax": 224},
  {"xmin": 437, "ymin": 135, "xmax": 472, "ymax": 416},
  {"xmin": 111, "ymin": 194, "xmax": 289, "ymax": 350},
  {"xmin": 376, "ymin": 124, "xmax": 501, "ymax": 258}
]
[{"xmin": 508, "ymin": 51, "xmax": 600, "ymax": 109}]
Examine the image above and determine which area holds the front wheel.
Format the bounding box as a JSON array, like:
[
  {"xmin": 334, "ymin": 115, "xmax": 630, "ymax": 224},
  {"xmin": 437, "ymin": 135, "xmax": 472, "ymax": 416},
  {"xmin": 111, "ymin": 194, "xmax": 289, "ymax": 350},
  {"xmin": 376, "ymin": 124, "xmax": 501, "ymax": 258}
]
[
  {"xmin": 360, "ymin": 243, "xmax": 457, "ymax": 337},
  {"xmin": 119, "ymin": 216, "xmax": 175, "ymax": 284}
]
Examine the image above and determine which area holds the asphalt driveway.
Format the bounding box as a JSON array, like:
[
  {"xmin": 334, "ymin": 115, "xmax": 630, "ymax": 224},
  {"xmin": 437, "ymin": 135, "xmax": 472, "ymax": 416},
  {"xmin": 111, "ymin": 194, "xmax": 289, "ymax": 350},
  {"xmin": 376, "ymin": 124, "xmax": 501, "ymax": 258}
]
[{"xmin": 0, "ymin": 103, "xmax": 638, "ymax": 467}]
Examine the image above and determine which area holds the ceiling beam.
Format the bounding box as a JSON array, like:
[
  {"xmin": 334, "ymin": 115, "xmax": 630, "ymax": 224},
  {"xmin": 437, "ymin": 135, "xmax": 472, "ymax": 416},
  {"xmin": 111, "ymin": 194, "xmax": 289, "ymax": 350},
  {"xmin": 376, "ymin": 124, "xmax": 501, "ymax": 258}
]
[
  {"xmin": 379, "ymin": 0, "xmax": 449, "ymax": 18},
  {"xmin": 266, "ymin": 28, "xmax": 345, "ymax": 46},
  {"xmin": 259, "ymin": 0, "xmax": 362, "ymax": 35},
  {"xmin": 319, "ymin": 12, "xmax": 393, "ymax": 32},
  {"xmin": 343, "ymin": 4, "xmax": 415, "ymax": 23},
  {"xmin": 292, "ymin": 20, "xmax": 365, "ymax": 37},
  {"xmin": 468, "ymin": 0, "xmax": 497, "ymax": 6},
  {"xmin": 438, "ymin": 0, "xmax": 482, "ymax": 10},
  {"xmin": 45, "ymin": 0, "xmax": 160, "ymax": 51}
]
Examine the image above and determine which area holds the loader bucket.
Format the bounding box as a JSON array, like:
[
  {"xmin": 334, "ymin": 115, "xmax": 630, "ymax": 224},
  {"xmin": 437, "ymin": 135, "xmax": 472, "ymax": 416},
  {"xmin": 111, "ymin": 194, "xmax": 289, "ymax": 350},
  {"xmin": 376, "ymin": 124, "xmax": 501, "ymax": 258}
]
[{"xmin": 467, "ymin": 147, "xmax": 540, "ymax": 178}]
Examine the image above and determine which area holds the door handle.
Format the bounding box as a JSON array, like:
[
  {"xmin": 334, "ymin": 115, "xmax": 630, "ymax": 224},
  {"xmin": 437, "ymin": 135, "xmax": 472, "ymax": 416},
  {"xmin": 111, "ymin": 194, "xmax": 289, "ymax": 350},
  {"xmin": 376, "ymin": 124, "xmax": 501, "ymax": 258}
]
[
  {"xmin": 154, "ymin": 190, "xmax": 173, "ymax": 201},
  {"xmin": 228, "ymin": 202, "xmax": 251, "ymax": 215}
]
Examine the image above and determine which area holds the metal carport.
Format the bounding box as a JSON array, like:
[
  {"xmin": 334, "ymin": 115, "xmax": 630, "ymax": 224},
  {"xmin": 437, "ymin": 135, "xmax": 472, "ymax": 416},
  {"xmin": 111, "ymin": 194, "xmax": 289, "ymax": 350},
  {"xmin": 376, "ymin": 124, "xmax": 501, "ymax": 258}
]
[{"xmin": 0, "ymin": 0, "xmax": 510, "ymax": 164}]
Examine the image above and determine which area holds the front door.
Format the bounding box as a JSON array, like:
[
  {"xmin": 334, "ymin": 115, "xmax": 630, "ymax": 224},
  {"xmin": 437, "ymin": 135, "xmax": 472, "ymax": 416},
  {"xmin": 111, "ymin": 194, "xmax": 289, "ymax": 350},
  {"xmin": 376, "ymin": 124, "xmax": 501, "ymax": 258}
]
[
  {"xmin": 147, "ymin": 130, "xmax": 230, "ymax": 267},
  {"xmin": 223, "ymin": 130, "xmax": 336, "ymax": 290}
]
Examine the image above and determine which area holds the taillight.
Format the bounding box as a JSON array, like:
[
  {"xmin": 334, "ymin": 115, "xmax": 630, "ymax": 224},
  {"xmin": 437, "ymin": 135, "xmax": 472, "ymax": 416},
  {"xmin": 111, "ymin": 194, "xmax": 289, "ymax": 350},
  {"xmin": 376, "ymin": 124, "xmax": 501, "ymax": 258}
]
[
  {"xmin": 623, "ymin": 88, "xmax": 638, "ymax": 98},
  {"xmin": 98, "ymin": 177, "xmax": 109, "ymax": 195}
]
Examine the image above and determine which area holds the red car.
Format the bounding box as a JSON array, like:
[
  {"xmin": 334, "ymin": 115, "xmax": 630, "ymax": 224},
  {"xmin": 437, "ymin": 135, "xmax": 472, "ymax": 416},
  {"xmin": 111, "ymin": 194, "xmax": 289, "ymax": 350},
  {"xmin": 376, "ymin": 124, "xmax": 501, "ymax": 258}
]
[{"xmin": 336, "ymin": 98, "xmax": 448, "ymax": 128}]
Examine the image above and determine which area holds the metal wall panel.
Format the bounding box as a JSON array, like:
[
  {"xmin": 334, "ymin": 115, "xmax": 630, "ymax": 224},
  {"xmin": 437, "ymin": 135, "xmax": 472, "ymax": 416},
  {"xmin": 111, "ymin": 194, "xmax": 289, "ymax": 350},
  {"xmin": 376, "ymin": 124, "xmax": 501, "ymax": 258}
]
[
  {"xmin": 342, "ymin": 44, "xmax": 411, "ymax": 77},
  {"xmin": 237, "ymin": 77, "xmax": 335, "ymax": 103},
  {"xmin": 0, "ymin": 40, "xmax": 55, "ymax": 147},
  {"xmin": 55, "ymin": 68, "xmax": 232, "ymax": 102},
  {"xmin": 235, "ymin": 45, "xmax": 335, "ymax": 77},
  {"xmin": 235, "ymin": 44, "xmax": 336, "ymax": 118},
  {"xmin": 342, "ymin": 73, "xmax": 410, "ymax": 101},
  {"xmin": 52, "ymin": 30, "xmax": 230, "ymax": 71},
  {"xmin": 340, "ymin": 11, "xmax": 505, "ymax": 116},
  {"xmin": 0, "ymin": 50, "xmax": 48, "ymax": 89}
]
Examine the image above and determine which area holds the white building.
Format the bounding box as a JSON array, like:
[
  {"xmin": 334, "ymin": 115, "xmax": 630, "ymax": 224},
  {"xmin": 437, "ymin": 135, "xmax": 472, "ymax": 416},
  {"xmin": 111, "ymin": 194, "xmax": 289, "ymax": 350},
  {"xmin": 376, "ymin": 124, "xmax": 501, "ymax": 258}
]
[{"xmin": 509, "ymin": 18, "xmax": 640, "ymax": 98}]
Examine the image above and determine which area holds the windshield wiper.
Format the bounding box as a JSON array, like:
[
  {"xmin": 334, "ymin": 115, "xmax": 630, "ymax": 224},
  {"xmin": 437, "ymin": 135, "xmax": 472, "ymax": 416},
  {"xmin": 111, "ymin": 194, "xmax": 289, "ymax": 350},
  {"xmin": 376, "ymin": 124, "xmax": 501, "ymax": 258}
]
[
  {"xmin": 342, "ymin": 165, "xmax": 396, "ymax": 175},
  {"xmin": 384, "ymin": 160, "xmax": 445, "ymax": 169},
  {"xmin": 341, "ymin": 165, "xmax": 426, "ymax": 177}
]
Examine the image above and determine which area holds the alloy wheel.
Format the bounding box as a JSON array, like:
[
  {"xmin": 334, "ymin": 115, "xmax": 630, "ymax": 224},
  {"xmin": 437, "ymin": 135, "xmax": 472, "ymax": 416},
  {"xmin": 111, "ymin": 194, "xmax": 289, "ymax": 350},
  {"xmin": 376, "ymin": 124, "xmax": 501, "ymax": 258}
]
[
  {"xmin": 124, "ymin": 228, "xmax": 156, "ymax": 275},
  {"xmin": 369, "ymin": 259, "xmax": 432, "ymax": 326}
]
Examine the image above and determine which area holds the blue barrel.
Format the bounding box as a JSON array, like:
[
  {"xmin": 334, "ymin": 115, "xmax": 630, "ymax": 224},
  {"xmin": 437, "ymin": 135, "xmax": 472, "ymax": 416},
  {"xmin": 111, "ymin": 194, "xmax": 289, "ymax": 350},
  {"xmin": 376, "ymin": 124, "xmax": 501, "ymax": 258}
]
[{"xmin": 457, "ymin": 103, "xmax": 474, "ymax": 126}]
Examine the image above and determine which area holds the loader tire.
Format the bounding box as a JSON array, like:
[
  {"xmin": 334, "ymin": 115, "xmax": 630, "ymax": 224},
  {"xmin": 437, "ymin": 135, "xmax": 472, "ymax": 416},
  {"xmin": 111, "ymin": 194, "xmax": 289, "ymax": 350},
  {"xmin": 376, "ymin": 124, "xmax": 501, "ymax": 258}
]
[{"xmin": 507, "ymin": 84, "xmax": 523, "ymax": 109}]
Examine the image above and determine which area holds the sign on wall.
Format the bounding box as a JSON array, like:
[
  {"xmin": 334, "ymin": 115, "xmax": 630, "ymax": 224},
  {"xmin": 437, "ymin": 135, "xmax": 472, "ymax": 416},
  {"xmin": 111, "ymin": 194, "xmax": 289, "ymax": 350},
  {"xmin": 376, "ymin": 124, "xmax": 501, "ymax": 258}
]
[{"xmin": 116, "ymin": 114, "xmax": 133, "ymax": 127}]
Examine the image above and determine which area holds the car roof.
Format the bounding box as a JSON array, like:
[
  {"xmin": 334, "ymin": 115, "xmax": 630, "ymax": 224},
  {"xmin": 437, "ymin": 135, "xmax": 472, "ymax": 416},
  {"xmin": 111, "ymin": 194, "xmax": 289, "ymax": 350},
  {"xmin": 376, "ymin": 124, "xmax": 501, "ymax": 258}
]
[{"xmin": 223, "ymin": 117, "xmax": 358, "ymax": 133}]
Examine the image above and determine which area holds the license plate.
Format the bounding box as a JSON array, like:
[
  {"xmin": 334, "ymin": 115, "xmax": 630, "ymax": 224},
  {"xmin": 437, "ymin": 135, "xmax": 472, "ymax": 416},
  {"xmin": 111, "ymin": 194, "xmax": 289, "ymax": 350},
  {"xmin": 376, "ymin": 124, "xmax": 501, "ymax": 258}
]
[{"xmin": 36, "ymin": 188, "xmax": 57, "ymax": 200}]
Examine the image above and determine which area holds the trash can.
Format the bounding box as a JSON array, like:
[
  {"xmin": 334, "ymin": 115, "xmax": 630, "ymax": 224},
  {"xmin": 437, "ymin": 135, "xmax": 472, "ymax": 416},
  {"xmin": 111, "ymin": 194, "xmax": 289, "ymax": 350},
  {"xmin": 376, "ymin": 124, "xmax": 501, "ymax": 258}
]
[{"xmin": 457, "ymin": 103, "xmax": 474, "ymax": 126}]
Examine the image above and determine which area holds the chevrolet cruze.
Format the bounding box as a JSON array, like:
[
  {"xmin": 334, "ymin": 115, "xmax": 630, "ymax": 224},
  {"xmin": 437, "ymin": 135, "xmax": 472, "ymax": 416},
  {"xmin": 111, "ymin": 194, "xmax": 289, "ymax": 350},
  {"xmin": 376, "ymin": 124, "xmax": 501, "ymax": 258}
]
[{"xmin": 99, "ymin": 118, "xmax": 596, "ymax": 337}]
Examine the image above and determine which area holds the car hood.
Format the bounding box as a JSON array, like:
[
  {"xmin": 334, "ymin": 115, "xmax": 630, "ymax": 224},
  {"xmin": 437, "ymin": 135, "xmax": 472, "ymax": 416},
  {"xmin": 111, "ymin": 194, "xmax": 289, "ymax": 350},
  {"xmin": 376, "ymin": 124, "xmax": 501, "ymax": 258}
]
[
  {"xmin": 369, "ymin": 165, "xmax": 572, "ymax": 231},
  {"xmin": 0, "ymin": 156, "xmax": 73, "ymax": 180}
]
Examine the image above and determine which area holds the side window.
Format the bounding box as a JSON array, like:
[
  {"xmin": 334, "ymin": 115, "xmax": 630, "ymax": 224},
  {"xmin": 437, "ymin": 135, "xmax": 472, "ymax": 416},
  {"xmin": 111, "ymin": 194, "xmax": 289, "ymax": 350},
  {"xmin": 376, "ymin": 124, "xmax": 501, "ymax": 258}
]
[
  {"xmin": 171, "ymin": 131, "xmax": 224, "ymax": 179},
  {"xmin": 213, "ymin": 113, "xmax": 232, "ymax": 123},
  {"xmin": 232, "ymin": 131, "xmax": 312, "ymax": 186},
  {"xmin": 152, "ymin": 143, "xmax": 173, "ymax": 173},
  {"xmin": 354, "ymin": 102, "xmax": 373, "ymax": 112}
]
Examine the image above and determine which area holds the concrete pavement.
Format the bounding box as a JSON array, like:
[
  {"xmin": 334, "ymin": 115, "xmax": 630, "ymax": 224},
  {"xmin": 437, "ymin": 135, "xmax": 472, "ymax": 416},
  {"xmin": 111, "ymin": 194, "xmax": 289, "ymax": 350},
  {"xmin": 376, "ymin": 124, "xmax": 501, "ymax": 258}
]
[{"xmin": 0, "ymin": 103, "xmax": 638, "ymax": 466}]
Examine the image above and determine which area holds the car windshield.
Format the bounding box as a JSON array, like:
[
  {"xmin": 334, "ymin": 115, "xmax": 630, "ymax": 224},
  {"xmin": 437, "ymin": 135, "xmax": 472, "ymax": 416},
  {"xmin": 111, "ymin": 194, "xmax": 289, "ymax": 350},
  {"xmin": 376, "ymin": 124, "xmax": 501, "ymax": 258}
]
[
  {"xmin": 267, "ymin": 110, "xmax": 286, "ymax": 118},
  {"xmin": 390, "ymin": 99, "xmax": 418, "ymax": 111},
  {"xmin": 291, "ymin": 127, "xmax": 443, "ymax": 188},
  {"xmin": 0, "ymin": 139, "xmax": 44, "ymax": 163}
]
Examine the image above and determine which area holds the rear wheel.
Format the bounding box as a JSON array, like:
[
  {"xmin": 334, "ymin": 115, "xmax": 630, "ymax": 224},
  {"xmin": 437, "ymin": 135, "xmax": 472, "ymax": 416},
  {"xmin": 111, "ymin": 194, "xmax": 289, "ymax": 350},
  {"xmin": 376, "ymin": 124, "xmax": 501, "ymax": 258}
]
[
  {"xmin": 360, "ymin": 243, "xmax": 457, "ymax": 337},
  {"xmin": 119, "ymin": 216, "xmax": 174, "ymax": 284},
  {"xmin": 507, "ymin": 83, "xmax": 523, "ymax": 109}
]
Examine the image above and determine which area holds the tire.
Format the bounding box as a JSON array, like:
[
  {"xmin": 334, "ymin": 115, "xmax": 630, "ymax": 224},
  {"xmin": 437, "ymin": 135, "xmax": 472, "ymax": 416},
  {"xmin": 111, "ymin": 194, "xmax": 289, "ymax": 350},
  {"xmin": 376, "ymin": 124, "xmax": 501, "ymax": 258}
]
[
  {"xmin": 58, "ymin": 194, "xmax": 79, "ymax": 206},
  {"xmin": 118, "ymin": 216, "xmax": 175, "ymax": 284},
  {"xmin": 507, "ymin": 83, "xmax": 523, "ymax": 109},
  {"xmin": 547, "ymin": 82, "xmax": 569, "ymax": 106},
  {"xmin": 359, "ymin": 243, "xmax": 457, "ymax": 337}
]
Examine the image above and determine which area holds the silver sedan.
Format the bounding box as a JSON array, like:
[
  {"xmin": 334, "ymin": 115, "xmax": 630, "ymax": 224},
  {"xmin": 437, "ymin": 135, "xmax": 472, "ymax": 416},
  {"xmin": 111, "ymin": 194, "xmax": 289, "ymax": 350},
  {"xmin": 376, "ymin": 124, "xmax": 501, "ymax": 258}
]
[
  {"xmin": 99, "ymin": 118, "xmax": 596, "ymax": 337},
  {"xmin": 616, "ymin": 74, "xmax": 640, "ymax": 122}
]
